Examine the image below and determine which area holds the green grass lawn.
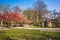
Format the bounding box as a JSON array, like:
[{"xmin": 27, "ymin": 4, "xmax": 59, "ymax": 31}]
[
  {"xmin": 0, "ymin": 29, "xmax": 60, "ymax": 40},
  {"xmin": 30, "ymin": 25, "xmax": 41, "ymax": 28},
  {"xmin": 30, "ymin": 25, "xmax": 49, "ymax": 28},
  {"xmin": 30, "ymin": 25, "xmax": 59, "ymax": 28}
]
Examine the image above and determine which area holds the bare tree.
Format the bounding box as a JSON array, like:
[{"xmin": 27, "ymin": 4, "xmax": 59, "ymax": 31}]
[
  {"xmin": 53, "ymin": 10, "xmax": 57, "ymax": 19},
  {"xmin": 34, "ymin": 0, "xmax": 48, "ymax": 26}
]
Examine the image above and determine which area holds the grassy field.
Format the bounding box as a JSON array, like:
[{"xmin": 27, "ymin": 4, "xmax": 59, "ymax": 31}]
[
  {"xmin": 0, "ymin": 29, "xmax": 60, "ymax": 40},
  {"xmin": 30, "ymin": 25, "xmax": 50, "ymax": 28},
  {"xmin": 30, "ymin": 25, "xmax": 60, "ymax": 28}
]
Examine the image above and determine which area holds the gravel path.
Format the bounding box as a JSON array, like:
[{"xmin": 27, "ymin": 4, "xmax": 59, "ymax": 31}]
[
  {"xmin": 0, "ymin": 27, "xmax": 60, "ymax": 32},
  {"xmin": 14, "ymin": 27, "xmax": 60, "ymax": 32}
]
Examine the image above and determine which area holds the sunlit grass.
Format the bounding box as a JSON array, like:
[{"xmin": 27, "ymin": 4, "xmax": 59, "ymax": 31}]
[{"xmin": 0, "ymin": 29, "xmax": 60, "ymax": 40}]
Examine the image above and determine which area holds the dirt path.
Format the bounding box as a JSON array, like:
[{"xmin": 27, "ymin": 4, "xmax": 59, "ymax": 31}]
[
  {"xmin": 14, "ymin": 27, "xmax": 60, "ymax": 32},
  {"xmin": 0, "ymin": 27, "xmax": 60, "ymax": 32}
]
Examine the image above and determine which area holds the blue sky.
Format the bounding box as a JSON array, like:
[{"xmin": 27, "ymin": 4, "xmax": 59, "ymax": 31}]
[{"xmin": 0, "ymin": 0, "xmax": 60, "ymax": 11}]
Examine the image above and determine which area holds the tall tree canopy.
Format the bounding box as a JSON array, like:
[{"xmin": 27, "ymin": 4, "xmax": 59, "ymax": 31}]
[{"xmin": 34, "ymin": 0, "xmax": 48, "ymax": 22}]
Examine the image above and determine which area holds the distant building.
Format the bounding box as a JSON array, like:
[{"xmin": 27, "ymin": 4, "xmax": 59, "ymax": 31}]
[{"xmin": 41, "ymin": 18, "xmax": 60, "ymax": 27}]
